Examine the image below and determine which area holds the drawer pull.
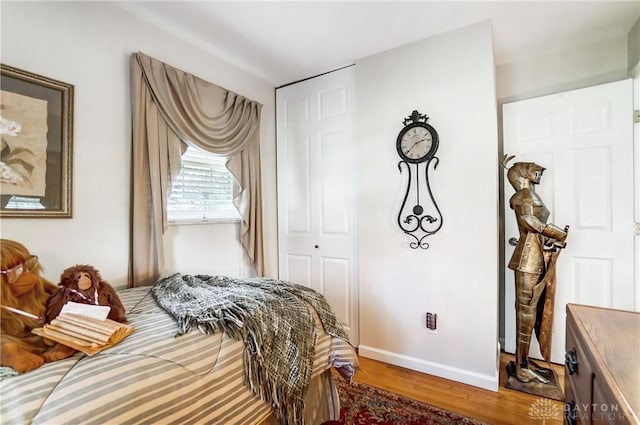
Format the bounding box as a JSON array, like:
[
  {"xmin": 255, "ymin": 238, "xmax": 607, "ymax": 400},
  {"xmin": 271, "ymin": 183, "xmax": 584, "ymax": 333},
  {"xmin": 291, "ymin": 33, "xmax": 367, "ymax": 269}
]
[
  {"xmin": 565, "ymin": 349, "xmax": 579, "ymax": 375},
  {"xmin": 564, "ymin": 400, "xmax": 577, "ymax": 425}
]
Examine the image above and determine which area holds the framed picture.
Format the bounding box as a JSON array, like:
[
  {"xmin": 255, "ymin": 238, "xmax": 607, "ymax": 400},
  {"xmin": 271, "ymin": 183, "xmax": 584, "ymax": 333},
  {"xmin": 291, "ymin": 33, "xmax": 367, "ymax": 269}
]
[{"xmin": 0, "ymin": 64, "xmax": 73, "ymax": 218}]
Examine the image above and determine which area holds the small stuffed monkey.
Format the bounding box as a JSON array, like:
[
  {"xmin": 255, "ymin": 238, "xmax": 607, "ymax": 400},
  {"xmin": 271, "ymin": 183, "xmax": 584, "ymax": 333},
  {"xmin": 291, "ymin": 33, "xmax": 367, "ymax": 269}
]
[{"xmin": 46, "ymin": 265, "xmax": 127, "ymax": 324}]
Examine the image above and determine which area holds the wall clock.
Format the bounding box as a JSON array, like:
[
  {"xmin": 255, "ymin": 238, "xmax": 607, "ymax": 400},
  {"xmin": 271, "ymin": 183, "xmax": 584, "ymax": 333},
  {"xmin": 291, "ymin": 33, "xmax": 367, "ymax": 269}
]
[
  {"xmin": 396, "ymin": 110, "xmax": 443, "ymax": 249},
  {"xmin": 396, "ymin": 112, "xmax": 439, "ymax": 163}
]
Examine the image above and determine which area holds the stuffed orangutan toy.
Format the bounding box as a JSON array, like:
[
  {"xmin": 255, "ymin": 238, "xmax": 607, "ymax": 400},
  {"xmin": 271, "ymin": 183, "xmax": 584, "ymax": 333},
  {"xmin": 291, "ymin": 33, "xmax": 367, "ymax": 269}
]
[
  {"xmin": 0, "ymin": 239, "xmax": 76, "ymax": 373},
  {"xmin": 45, "ymin": 264, "xmax": 127, "ymax": 324}
]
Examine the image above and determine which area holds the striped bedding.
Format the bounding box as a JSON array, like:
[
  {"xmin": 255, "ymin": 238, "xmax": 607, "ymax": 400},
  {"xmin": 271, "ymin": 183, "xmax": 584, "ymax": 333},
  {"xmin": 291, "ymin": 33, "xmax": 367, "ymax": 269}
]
[{"xmin": 0, "ymin": 286, "xmax": 358, "ymax": 425}]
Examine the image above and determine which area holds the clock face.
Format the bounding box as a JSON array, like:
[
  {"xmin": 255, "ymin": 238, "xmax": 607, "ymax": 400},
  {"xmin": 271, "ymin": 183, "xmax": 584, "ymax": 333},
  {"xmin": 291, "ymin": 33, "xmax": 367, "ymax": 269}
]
[{"xmin": 396, "ymin": 123, "xmax": 438, "ymax": 163}]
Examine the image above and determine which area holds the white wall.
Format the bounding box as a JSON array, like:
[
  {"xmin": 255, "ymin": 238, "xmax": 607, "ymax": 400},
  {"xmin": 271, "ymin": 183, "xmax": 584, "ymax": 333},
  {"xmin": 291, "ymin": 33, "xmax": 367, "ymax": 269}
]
[
  {"xmin": 0, "ymin": 2, "xmax": 278, "ymax": 287},
  {"xmin": 496, "ymin": 36, "xmax": 630, "ymax": 103},
  {"xmin": 355, "ymin": 22, "xmax": 500, "ymax": 391},
  {"xmin": 629, "ymin": 18, "xmax": 640, "ymax": 74}
]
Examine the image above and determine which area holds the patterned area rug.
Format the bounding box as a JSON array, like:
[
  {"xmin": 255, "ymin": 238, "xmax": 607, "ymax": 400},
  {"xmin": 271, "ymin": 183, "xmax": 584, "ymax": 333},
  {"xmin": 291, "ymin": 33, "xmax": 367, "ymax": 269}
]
[{"xmin": 325, "ymin": 376, "xmax": 489, "ymax": 425}]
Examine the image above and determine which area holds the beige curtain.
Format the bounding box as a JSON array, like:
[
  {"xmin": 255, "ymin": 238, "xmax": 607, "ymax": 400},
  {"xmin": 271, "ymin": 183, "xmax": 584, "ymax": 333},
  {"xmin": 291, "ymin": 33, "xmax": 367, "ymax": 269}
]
[{"xmin": 129, "ymin": 52, "xmax": 264, "ymax": 287}]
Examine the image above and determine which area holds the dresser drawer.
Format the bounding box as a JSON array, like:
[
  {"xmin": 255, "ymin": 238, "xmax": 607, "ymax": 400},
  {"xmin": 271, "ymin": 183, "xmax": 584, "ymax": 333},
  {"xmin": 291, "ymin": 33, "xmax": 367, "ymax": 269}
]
[
  {"xmin": 592, "ymin": 378, "xmax": 629, "ymax": 424},
  {"xmin": 565, "ymin": 314, "xmax": 595, "ymax": 423},
  {"xmin": 564, "ymin": 377, "xmax": 586, "ymax": 425},
  {"xmin": 564, "ymin": 304, "xmax": 640, "ymax": 425}
]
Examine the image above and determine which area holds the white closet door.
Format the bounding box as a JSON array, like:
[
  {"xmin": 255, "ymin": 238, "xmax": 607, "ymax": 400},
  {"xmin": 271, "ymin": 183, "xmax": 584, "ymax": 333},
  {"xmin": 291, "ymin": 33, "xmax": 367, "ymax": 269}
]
[
  {"xmin": 276, "ymin": 67, "xmax": 359, "ymax": 345},
  {"xmin": 503, "ymin": 79, "xmax": 635, "ymax": 364}
]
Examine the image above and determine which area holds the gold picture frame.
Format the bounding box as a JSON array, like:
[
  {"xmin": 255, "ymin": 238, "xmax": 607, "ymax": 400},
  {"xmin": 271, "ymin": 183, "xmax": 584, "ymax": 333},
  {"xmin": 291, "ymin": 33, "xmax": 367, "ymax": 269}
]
[{"xmin": 0, "ymin": 64, "xmax": 73, "ymax": 218}]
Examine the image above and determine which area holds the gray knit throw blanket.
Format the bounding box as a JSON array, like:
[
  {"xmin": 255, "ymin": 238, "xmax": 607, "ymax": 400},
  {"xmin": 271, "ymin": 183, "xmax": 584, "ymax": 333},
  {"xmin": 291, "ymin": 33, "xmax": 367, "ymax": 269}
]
[{"xmin": 152, "ymin": 274, "xmax": 349, "ymax": 425}]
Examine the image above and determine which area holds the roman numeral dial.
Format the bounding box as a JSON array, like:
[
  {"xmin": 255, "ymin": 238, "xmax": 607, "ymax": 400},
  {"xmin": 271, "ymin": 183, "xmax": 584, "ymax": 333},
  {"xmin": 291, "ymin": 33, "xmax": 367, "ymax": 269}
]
[{"xmin": 396, "ymin": 118, "xmax": 438, "ymax": 164}]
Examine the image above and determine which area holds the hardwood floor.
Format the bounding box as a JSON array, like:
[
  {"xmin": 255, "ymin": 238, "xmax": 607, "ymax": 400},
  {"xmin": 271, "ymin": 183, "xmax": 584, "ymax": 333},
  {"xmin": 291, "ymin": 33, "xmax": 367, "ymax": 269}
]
[{"xmin": 352, "ymin": 353, "xmax": 565, "ymax": 425}]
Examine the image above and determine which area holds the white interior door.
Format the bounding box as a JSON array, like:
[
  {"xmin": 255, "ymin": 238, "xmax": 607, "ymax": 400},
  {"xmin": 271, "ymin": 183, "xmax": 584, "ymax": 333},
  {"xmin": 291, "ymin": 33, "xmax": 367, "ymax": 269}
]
[
  {"xmin": 503, "ymin": 79, "xmax": 635, "ymax": 364},
  {"xmin": 276, "ymin": 67, "xmax": 359, "ymax": 345}
]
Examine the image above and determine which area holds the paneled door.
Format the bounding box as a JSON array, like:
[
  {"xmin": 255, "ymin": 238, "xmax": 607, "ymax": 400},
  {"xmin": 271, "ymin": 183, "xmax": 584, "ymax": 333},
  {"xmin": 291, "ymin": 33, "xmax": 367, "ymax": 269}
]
[
  {"xmin": 276, "ymin": 67, "xmax": 358, "ymax": 345},
  {"xmin": 503, "ymin": 79, "xmax": 636, "ymax": 364}
]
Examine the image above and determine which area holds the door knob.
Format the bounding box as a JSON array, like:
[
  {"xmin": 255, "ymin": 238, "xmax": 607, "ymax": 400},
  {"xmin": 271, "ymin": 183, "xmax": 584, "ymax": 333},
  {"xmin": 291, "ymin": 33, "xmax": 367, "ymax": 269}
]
[
  {"xmin": 314, "ymin": 245, "xmax": 319, "ymax": 249},
  {"xmin": 508, "ymin": 237, "xmax": 519, "ymax": 247}
]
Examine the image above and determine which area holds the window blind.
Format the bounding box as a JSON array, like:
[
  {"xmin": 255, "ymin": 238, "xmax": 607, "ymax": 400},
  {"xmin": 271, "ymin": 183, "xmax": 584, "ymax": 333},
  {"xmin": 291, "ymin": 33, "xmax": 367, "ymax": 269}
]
[{"xmin": 167, "ymin": 146, "xmax": 238, "ymax": 222}]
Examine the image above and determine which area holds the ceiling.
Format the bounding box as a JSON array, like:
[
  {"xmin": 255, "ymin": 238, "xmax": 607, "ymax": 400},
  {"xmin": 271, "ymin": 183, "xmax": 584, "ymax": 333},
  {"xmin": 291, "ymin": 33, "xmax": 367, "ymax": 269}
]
[{"xmin": 120, "ymin": 1, "xmax": 640, "ymax": 87}]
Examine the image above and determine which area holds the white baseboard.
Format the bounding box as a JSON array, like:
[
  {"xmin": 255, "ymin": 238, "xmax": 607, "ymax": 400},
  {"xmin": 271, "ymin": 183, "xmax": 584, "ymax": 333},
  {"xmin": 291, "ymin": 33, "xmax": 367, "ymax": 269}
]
[{"xmin": 358, "ymin": 345, "xmax": 499, "ymax": 392}]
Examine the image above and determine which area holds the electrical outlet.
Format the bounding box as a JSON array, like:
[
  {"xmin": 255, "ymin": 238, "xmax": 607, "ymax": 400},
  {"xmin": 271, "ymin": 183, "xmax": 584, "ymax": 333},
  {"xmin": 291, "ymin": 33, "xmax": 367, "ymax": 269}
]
[{"xmin": 426, "ymin": 312, "xmax": 437, "ymax": 331}]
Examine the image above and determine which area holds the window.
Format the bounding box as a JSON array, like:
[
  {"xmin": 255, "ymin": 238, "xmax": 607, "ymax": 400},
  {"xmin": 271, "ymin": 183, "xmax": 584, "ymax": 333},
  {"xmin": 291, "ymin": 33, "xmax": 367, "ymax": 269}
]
[{"xmin": 167, "ymin": 146, "xmax": 239, "ymax": 223}]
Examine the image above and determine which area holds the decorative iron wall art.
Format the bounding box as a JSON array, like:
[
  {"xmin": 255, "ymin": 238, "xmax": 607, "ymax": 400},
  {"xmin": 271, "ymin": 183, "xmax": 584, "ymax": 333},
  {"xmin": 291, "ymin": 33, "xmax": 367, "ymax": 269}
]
[{"xmin": 395, "ymin": 110, "xmax": 442, "ymax": 249}]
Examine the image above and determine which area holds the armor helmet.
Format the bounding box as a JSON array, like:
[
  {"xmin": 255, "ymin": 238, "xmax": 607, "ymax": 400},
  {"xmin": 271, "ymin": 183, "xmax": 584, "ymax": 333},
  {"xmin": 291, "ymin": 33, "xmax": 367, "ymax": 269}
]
[{"xmin": 506, "ymin": 162, "xmax": 546, "ymax": 190}]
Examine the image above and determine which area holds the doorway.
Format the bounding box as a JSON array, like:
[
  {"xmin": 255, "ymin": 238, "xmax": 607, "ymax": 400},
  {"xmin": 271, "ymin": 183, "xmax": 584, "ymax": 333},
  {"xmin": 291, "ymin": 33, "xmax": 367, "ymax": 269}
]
[
  {"xmin": 275, "ymin": 66, "xmax": 359, "ymax": 345},
  {"xmin": 501, "ymin": 79, "xmax": 636, "ymax": 364}
]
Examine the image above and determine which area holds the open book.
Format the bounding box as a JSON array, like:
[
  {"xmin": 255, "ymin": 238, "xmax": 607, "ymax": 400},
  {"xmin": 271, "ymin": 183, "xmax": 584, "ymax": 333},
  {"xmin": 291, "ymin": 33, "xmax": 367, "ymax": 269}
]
[{"xmin": 33, "ymin": 313, "xmax": 134, "ymax": 356}]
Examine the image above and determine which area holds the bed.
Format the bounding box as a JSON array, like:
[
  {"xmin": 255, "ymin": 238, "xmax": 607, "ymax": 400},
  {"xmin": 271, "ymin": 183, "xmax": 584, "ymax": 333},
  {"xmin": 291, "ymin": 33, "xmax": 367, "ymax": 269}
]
[{"xmin": 0, "ymin": 277, "xmax": 359, "ymax": 425}]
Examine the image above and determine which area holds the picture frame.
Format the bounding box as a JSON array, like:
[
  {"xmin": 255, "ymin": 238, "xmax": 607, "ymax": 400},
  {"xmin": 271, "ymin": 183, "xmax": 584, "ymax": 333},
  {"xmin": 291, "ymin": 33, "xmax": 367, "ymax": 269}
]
[{"xmin": 0, "ymin": 64, "xmax": 73, "ymax": 218}]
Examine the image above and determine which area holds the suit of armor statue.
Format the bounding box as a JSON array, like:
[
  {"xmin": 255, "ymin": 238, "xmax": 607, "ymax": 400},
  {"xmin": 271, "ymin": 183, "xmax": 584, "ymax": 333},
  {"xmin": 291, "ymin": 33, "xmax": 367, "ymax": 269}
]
[{"xmin": 506, "ymin": 161, "xmax": 568, "ymax": 384}]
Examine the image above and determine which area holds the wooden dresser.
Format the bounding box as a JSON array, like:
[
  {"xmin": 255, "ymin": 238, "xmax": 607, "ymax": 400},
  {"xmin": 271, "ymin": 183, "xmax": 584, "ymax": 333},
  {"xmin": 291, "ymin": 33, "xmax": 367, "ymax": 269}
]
[{"xmin": 564, "ymin": 304, "xmax": 640, "ymax": 425}]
